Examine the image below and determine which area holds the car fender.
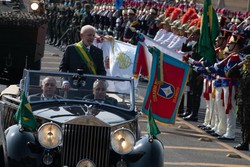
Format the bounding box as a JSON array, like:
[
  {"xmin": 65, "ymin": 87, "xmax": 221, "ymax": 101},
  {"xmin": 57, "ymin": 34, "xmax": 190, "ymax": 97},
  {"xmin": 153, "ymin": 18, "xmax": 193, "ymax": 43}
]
[
  {"xmin": 4, "ymin": 124, "xmax": 42, "ymax": 167},
  {"xmin": 126, "ymin": 135, "xmax": 164, "ymax": 167}
]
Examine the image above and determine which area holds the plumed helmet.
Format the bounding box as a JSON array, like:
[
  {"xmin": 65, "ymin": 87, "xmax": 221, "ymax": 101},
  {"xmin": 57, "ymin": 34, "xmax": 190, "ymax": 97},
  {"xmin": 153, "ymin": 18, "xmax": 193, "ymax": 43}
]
[
  {"xmin": 161, "ymin": 17, "xmax": 171, "ymax": 26},
  {"xmin": 185, "ymin": 25, "xmax": 196, "ymax": 34}
]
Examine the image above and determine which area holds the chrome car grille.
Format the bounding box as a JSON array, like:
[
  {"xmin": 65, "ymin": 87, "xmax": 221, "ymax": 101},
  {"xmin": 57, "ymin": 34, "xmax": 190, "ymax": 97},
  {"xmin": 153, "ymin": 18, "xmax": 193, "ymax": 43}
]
[{"xmin": 62, "ymin": 124, "xmax": 111, "ymax": 167}]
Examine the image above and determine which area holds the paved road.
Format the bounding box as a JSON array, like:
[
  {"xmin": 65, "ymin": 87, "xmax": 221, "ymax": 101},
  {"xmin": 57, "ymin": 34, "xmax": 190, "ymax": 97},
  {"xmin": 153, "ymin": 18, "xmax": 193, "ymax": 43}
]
[{"xmin": 41, "ymin": 44, "xmax": 250, "ymax": 167}]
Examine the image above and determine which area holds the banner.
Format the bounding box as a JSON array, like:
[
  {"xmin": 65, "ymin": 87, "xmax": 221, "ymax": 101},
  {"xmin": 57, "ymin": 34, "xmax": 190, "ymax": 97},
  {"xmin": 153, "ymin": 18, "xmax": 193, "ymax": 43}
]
[
  {"xmin": 133, "ymin": 42, "xmax": 152, "ymax": 79},
  {"xmin": 99, "ymin": 40, "xmax": 138, "ymax": 93},
  {"xmin": 133, "ymin": 33, "xmax": 184, "ymax": 81},
  {"xmin": 142, "ymin": 48, "xmax": 190, "ymax": 125},
  {"xmin": 198, "ymin": 0, "xmax": 220, "ymax": 64}
]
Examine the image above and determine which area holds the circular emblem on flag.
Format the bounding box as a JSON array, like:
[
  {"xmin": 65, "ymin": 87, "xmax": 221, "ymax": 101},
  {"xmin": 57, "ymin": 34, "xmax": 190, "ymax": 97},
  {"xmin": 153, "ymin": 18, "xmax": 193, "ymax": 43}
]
[
  {"xmin": 115, "ymin": 52, "xmax": 132, "ymax": 69},
  {"xmin": 158, "ymin": 82, "xmax": 175, "ymax": 99}
]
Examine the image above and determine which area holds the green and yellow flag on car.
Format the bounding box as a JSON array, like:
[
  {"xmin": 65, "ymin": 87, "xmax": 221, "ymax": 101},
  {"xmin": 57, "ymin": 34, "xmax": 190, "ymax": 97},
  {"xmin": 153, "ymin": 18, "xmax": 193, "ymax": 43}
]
[
  {"xmin": 14, "ymin": 92, "xmax": 36, "ymax": 131},
  {"xmin": 147, "ymin": 102, "xmax": 160, "ymax": 137}
]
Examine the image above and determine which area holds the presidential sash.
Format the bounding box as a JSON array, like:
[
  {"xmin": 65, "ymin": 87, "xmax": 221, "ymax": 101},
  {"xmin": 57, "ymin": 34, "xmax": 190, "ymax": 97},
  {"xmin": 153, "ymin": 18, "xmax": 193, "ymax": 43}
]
[{"xmin": 74, "ymin": 41, "xmax": 97, "ymax": 75}]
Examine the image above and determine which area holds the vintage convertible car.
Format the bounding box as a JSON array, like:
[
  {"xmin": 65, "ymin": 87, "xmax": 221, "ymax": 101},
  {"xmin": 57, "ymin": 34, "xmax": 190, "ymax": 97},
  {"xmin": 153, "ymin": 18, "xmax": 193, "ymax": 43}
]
[{"xmin": 0, "ymin": 70, "xmax": 164, "ymax": 167}]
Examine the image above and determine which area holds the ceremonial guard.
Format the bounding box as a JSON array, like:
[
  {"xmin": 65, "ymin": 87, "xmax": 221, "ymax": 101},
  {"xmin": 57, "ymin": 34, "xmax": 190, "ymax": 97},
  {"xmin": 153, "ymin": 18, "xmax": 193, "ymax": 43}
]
[
  {"xmin": 154, "ymin": 17, "xmax": 172, "ymax": 43},
  {"xmin": 212, "ymin": 34, "xmax": 244, "ymax": 140},
  {"xmin": 194, "ymin": 30, "xmax": 231, "ymax": 137},
  {"xmin": 167, "ymin": 23, "xmax": 188, "ymax": 51}
]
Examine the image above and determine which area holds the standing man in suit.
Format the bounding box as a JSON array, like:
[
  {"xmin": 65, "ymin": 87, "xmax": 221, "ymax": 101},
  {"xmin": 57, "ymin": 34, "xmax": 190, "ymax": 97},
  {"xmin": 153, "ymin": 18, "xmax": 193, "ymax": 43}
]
[{"xmin": 59, "ymin": 25, "xmax": 106, "ymax": 89}]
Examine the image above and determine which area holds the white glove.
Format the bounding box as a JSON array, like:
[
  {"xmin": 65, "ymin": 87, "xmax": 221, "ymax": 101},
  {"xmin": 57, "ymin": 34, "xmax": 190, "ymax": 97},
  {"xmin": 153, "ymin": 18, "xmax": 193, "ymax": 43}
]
[
  {"xmin": 188, "ymin": 58, "xmax": 195, "ymax": 65},
  {"xmin": 192, "ymin": 66, "xmax": 198, "ymax": 72}
]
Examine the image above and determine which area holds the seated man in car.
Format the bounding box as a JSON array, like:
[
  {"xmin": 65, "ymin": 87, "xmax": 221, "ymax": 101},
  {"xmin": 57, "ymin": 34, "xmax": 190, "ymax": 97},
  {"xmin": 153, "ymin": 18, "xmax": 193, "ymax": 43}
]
[
  {"xmin": 83, "ymin": 79, "xmax": 118, "ymax": 105},
  {"xmin": 29, "ymin": 76, "xmax": 62, "ymax": 101}
]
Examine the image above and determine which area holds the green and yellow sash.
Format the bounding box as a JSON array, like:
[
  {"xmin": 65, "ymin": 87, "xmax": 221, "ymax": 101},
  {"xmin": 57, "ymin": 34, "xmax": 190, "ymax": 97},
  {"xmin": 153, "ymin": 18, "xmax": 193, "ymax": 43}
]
[{"xmin": 74, "ymin": 41, "xmax": 97, "ymax": 75}]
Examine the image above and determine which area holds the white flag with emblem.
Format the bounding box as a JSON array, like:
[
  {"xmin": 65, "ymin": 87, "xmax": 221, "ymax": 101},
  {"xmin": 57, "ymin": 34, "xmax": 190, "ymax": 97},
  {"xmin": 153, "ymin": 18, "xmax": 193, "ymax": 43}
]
[{"xmin": 109, "ymin": 40, "xmax": 138, "ymax": 92}]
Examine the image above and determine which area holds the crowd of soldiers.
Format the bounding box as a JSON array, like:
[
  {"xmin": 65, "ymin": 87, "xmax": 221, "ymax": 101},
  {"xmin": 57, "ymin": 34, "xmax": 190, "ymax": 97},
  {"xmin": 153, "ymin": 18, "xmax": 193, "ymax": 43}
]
[
  {"xmin": 45, "ymin": 0, "xmax": 249, "ymax": 48},
  {"xmin": 44, "ymin": 0, "xmax": 250, "ymax": 150},
  {"xmin": 45, "ymin": 0, "xmax": 191, "ymax": 48}
]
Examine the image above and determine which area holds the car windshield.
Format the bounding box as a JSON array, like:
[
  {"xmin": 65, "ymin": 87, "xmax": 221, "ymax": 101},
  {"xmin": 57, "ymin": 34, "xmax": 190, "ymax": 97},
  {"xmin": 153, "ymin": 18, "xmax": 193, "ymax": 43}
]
[{"xmin": 22, "ymin": 70, "xmax": 135, "ymax": 111}]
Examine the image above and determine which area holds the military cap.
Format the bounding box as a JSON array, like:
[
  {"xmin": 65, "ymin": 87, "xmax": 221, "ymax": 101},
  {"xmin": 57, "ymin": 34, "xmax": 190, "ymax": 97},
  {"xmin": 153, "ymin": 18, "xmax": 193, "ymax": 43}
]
[
  {"xmin": 192, "ymin": 28, "xmax": 200, "ymax": 35},
  {"xmin": 161, "ymin": 17, "xmax": 170, "ymax": 25},
  {"xmin": 178, "ymin": 23, "xmax": 188, "ymax": 31},
  {"xmin": 185, "ymin": 25, "xmax": 196, "ymax": 34},
  {"xmin": 171, "ymin": 20, "xmax": 181, "ymax": 29},
  {"xmin": 155, "ymin": 14, "xmax": 165, "ymax": 22}
]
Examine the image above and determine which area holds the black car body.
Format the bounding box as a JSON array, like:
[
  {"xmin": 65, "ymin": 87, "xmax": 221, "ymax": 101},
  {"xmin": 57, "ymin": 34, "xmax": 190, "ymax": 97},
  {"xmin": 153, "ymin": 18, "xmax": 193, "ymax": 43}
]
[{"xmin": 0, "ymin": 70, "xmax": 164, "ymax": 167}]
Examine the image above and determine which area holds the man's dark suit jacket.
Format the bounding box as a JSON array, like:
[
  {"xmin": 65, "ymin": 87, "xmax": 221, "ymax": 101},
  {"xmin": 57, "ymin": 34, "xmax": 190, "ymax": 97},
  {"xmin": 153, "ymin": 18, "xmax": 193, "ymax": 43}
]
[
  {"xmin": 59, "ymin": 44, "xmax": 106, "ymax": 75},
  {"xmin": 29, "ymin": 93, "xmax": 63, "ymax": 101}
]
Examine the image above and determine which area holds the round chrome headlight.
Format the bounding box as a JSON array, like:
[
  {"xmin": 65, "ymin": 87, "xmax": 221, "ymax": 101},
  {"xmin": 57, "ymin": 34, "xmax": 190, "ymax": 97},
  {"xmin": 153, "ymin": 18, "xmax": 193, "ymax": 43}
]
[
  {"xmin": 38, "ymin": 122, "xmax": 62, "ymax": 149},
  {"xmin": 30, "ymin": 2, "xmax": 39, "ymax": 11},
  {"xmin": 111, "ymin": 128, "xmax": 135, "ymax": 155},
  {"xmin": 76, "ymin": 159, "xmax": 96, "ymax": 167}
]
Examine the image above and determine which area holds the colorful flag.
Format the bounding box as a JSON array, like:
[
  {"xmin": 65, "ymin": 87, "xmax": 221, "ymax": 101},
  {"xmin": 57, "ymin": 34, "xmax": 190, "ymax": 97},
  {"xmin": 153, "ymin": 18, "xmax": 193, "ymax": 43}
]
[
  {"xmin": 147, "ymin": 102, "xmax": 160, "ymax": 136},
  {"xmin": 133, "ymin": 42, "xmax": 152, "ymax": 79},
  {"xmin": 132, "ymin": 34, "xmax": 183, "ymax": 80},
  {"xmin": 14, "ymin": 92, "xmax": 36, "ymax": 130},
  {"xmin": 142, "ymin": 48, "xmax": 190, "ymax": 124},
  {"xmin": 198, "ymin": 0, "xmax": 220, "ymax": 64}
]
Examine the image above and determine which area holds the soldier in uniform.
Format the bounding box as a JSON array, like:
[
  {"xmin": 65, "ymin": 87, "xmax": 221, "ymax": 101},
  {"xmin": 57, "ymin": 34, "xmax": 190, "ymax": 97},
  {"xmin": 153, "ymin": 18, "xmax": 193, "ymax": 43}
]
[
  {"xmin": 123, "ymin": 8, "xmax": 140, "ymax": 43},
  {"xmin": 114, "ymin": 8, "xmax": 123, "ymax": 40},
  {"xmin": 145, "ymin": 8, "xmax": 159, "ymax": 39},
  {"xmin": 232, "ymin": 54, "xmax": 250, "ymax": 151},
  {"xmin": 181, "ymin": 28, "xmax": 203, "ymax": 122},
  {"xmin": 109, "ymin": 5, "xmax": 118, "ymax": 36},
  {"xmin": 81, "ymin": 3, "xmax": 94, "ymax": 26}
]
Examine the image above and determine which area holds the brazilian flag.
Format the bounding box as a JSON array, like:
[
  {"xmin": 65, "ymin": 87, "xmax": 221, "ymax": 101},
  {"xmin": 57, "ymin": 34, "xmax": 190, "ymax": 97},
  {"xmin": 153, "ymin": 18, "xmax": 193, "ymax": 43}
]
[
  {"xmin": 147, "ymin": 103, "xmax": 160, "ymax": 137},
  {"xmin": 14, "ymin": 92, "xmax": 36, "ymax": 130},
  {"xmin": 198, "ymin": 0, "xmax": 220, "ymax": 64}
]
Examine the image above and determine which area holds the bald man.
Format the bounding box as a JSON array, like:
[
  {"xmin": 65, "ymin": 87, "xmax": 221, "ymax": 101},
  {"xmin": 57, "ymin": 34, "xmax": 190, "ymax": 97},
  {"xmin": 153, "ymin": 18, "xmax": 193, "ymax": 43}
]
[{"xmin": 29, "ymin": 77, "xmax": 62, "ymax": 101}]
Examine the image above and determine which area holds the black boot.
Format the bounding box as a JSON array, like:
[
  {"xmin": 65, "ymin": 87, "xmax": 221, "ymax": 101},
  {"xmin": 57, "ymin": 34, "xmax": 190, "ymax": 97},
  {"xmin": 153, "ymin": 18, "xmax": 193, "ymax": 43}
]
[
  {"xmin": 183, "ymin": 114, "xmax": 198, "ymax": 121},
  {"xmin": 183, "ymin": 95, "xmax": 200, "ymax": 122},
  {"xmin": 178, "ymin": 95, "xmax": 184, "ymax": 114},
  {"xmin": 234, "ymin": 143, "xmax": 249, "ymax": 151},
  {"xmin": 234, "ymin": 127, "xmax": 249, "ymax": 151},
  {"xmin": 178, "ymin": 92, "xmax": 191, "ymax": 117}
]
